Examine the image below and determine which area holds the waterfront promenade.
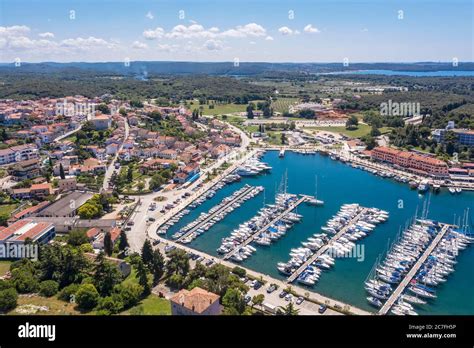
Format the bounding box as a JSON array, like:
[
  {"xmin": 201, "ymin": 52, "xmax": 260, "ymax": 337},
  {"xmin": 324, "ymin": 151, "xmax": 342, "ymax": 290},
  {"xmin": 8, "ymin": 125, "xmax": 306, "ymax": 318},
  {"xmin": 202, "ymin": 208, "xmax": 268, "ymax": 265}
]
[
  {"xmin": 378, "ymin": 224, "xmax": 451, "ymax": 315},
  {"xmin": 223, "ymin": 196, "xmax": 308, "ymax": 260},
  {"xmin": 148, "ymin": 233, "xmax": 371, "ymax": 315},
  {"xmin": 287, "ymin": 208, "xmax": 368, "ymax": 283}
]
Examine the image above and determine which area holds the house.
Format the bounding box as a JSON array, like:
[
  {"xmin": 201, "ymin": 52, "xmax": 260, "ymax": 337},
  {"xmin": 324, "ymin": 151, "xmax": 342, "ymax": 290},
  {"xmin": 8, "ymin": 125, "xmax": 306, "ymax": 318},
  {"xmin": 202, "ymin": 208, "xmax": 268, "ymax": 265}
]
[
  {"xmin": 92, "ymin": 227, "xmax": 121, "ymax": 249},
  {"xmin": 29, "ymin": 183, "xmax": 53, "ymax": 198},
  {"xmin": 170, "ymin": 287, "xmax": 221, "ymax": 315},
  {"xmin": 36, "ymin": 191, "xmax": 93, "ymax": 218},
  {"xmin": 91, "ymin": 114, "xmax": 112, "ymax": 130},
  {"xmin": 0, "ymin": 144, "xmax": 38, "ymax": 165},
  {"xmin": 158, "ymin": 149, "xmax": 178, "ymax": 160},
  {"xmin": 9, "ymin": 159, "xmax": 41, "ymax": 181},
  {"xmin": 8, "ymin": 201, "xmax": 50, "ymax": 223},
  {"xmin": 211, "ymin": 144, "xmax": 231, "ymax": 159},
  {"xmin": 58, "ymin": 177, "xmax": 77, "ymax": 192}
]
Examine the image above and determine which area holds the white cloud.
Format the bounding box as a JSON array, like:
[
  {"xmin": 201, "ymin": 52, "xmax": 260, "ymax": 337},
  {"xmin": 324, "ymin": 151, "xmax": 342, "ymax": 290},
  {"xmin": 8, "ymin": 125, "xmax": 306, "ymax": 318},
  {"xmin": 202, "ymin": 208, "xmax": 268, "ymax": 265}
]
[
  {"xmin": 157, "ymin": 44, "xmax": 179, "ymax": 52},
  {"xmin": 278, "ymin": 26, "xmax": 294, "ymax": 36},
  {"xmin": 60, "ymin": 37, "xmax": 117, "ymax": 49},
  {"xmin": 38, "ymin": 32, "xmax": 55, "ymax": 38},
  {"xmin": 361, "ymin": 28, "xmax": 369, "ymax": 32},
  {"xmin": 143, "ymin": 27, "xmax": 165, "ymax": 40},
  {"xmin": 304, "ymin": 24, "xmax": 320, "ymax": 34},
  {"xmin": 143, "ymin": 22, "xmax": 266, "ymax": 41},
  {"xmin": 145, "ymin": 11, "xmax": 154, "ymax": 20},
  {"xmin": 203, "ymin": 39, "xmax": 223, "ymax": 51},
  {"xmin": 0, "ymin": 25, "xmax": 30, "ymax": 38},
  {"xmin": 132, "ymin": 41, "xmax": 148, "ymax": 49},
  {"xmin": 265, "ymin": 36, "xmax": 274, "ymax": 41},
  {"xmin": 221, "ymin": 23, "xmax": 266, "ymax": 38},
  {"xmin": 249, "ymin": 41, "xmax": 256, "ymax": 45}
]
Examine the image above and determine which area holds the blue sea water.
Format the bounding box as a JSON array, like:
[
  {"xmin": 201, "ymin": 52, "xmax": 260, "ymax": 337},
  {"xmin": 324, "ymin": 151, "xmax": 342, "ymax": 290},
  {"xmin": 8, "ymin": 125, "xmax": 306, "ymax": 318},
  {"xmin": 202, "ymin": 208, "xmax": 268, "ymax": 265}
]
[
  {"xmin": 321, "ymin": 70, "xmax": 474, "ymax": 77},
  {"xmin": 164, "ymin": 151, "xmax": 474, "ymax": 314}
]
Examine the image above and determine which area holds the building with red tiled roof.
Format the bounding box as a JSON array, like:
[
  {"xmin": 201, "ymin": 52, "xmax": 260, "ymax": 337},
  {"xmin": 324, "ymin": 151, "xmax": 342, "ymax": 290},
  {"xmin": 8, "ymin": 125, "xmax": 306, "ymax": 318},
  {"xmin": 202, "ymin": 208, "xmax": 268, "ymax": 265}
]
[
  {"xmin": 9, "ymin": 201, "xmax": 50, "ymax": 222},
  {"xmin": 0, "ymin": 219, "xmax": 55, "ymax": 244},
  {"xmin": 371, "ymin": 146, "xmax": 448, "ymax": 177},
  {"xmin": 170, "ymin": 287, "xmax": 221, "ymax": 315}
]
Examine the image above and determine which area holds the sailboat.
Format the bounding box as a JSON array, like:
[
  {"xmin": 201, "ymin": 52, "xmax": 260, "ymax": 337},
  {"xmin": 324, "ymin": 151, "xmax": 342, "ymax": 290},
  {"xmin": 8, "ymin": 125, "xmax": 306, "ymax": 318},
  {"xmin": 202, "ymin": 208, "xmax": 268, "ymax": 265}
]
[{"xmin": 306, "ymin": 175, "xmax": 324, "ymax": 206}]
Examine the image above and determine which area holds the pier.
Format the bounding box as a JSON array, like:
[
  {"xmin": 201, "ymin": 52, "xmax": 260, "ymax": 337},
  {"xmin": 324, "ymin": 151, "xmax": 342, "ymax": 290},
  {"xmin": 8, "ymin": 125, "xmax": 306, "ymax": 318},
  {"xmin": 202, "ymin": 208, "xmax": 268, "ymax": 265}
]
[
  {"xmin": 378, "ymin": 223, "xmax": 451, "ymax": 315},
  {"xmin": 287, "ymin": 208, "xmax": 369, "ymax": 283},
  {"xmin": 223, "ymin": 196, "xmax": 307, "ymax": 260},
  {"xmin": 177, "ymin": 185, "xmax": 257, "ymax": 243}
]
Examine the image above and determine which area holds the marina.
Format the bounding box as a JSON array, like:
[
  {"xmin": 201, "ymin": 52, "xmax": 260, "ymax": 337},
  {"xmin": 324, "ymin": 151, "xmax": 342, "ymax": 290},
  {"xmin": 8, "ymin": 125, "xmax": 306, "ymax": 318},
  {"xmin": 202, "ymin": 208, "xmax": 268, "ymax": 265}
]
[
  {"xmin": 175, "ymin": 184, "xmax": 264, "ymax": 243},
  {"xmin": 221, "ymin": 194, "xmax": 308, "ymax": 261},
  {"xmin": 159, "ymin": 150, "xmax": 474, "ymax": 314},
  {"xmin": 365, "ymin": 219, "xmax": 473, "ymax": 315},
  {"xmin": 284, "ymin": 204, "xmax": 388, "ymax": 284}
]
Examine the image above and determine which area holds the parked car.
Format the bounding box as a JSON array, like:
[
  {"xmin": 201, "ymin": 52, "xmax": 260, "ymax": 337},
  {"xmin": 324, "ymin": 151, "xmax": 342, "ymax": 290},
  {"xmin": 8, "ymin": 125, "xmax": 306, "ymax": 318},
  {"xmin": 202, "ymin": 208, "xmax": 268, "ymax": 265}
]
[
  {"xmin": 296, "ymin": 297, "xmax": 304, "ymax": 305},
  {"xmin": 253, "ymin": 281, "xmax": 262, "ymax": 290},
  {"xmin": 284, "ymin": 294, "xmax": 293, "ymax": 302},
  {"xmin": 148, "ymin": 217, "xmax": 155, "ymax": 222},
  {"xmin": 279, "ymin": 291, "xmax": 287, "ymax": 299},
  {"xmin": 266, "ymin": 284, "xmax": 277, "ymax": 294},
  {"xmin": 152, "ymin": 240, "xmax": 160, "ymax": 246},
  {"xmin": 244, "ymin": 295, "xmax": 251, "ymax": 304},
  {"xmin": 318, "ymin": 305, "xmax": 327, "ymax": 314}
]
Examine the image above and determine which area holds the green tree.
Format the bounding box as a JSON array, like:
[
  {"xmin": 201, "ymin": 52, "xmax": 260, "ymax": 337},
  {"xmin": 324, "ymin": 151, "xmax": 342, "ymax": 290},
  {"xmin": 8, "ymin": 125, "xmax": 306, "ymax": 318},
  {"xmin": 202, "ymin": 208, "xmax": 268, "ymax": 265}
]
[
  {"xmin": 141, "ymin": 240, "xmax": 154, "ymax": 267},
  {"xmin": 113, "ymin": 283, "xmax": 143, "ymax": 309},
  {"xmin": 246, "ymin": 105, "xmax": 254, "ymax": 119},
  {"xmin": 67, "ymin": 229, "xmax": 88, "ymax": 246},
  {"xmin": 150, "ymin": 249, "xmax": 165, "ymax": 285},
  {"xmin": 59, "ymin": 163, "xmax": 66, "ymax": 179},
  {"xmin": 103, "ymin": 232, "xmax": 113, "ymax": 256},
  {"xmin": 58, "ymin": 283, "xmax": 80, "ymax": 302},
  {"xmin": 0, "ymin": 288, "xmax": 18, "ymax": 312},
  {"xmin": 96, "ymin": 294, "xmax": 124, "ymax": 315},
  {"xmin": 251, "ymin": 294, "xmax": 265, "ymax": 309},
  {"xmin": 136, "ymin": 260, "xmax": 151, "ymax": 296},
  {"xmin": 277, "ymin": 302, "xmax": 300, "ymax": 316},
  {"xmin": 346, "ymin": 115, "xmax": 359, "ymax": 129},
  {"xmin": 39, "ymin": 280, "xmax": 59, "ymax": 297},
  {"xmin": 165, "ymin": 249, "xmax": 190, "ymax": 277},
  {"xmin": 118, "ymin": 230, "xmax": 129, "ymax": 252},
  {"xmin": 222, "ymin": 288, "xmax": 246, "ymax": 315},
  {"xmin": 127, "ymin": 166, "xmax": 133, "ymax": 183},
  {"xmin": 93, "ymin": 252, "xmax": 122, "ymax": 296},
  {"xmin": 76, "ymin": 283, "xmax": 100, "ymax": 310}
]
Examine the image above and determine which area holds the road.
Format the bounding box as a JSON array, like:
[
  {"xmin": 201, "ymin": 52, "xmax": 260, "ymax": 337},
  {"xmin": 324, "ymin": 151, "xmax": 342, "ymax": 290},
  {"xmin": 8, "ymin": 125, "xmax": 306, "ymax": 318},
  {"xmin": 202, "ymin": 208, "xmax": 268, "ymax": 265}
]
[
  {"xmin": 125, "ymin": 126, "xmax": 253, "ymax": 252},
  {"xmin": 102, "ymin": 116, "xmax": 130, "ymax": 191},
  {"xmin": 53, "ymin": 124, "xmax": 82, "ymax": 143},
  {"xmin": 151, "ymin": 236, "xmax": 366, "ymax": 315}
]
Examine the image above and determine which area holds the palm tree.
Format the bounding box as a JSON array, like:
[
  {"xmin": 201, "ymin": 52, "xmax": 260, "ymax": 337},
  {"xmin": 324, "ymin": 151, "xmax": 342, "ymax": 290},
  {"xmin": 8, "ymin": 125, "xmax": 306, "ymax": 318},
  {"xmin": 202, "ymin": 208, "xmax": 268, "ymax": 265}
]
[{"xmin": 277, "ymin": 302, "xmax": 299, "ymax": 316}]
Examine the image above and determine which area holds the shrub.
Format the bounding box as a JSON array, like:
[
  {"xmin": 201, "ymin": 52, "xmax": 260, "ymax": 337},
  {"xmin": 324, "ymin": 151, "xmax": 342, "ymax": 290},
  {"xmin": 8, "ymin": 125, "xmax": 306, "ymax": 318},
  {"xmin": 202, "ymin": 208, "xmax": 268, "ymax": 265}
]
[
  {"xmin": 76, "ymin": 284, "xmax": 100, "ymax": 310},
  {"xmin": 0, "ymin": 288, "xmax": 18, "ymax": 312},
  {"xmin": 58, "ymin": 283, "xmax": 79, "ymax": 302},
  {"xmin": 39, "ymin": 280, "xmax": 59, "ymax": 297}
]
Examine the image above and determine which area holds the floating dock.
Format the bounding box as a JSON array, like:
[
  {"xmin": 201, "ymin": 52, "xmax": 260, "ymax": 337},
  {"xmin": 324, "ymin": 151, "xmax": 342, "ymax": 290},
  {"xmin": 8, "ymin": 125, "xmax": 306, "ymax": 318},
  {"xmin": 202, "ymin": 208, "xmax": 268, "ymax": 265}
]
[
  {"xmin": 177, "ymin": 185, "xmax": 257, "ymax": 243},
  {"xmin": 223, "ymin": 196, "xmax": 307, "ymax": 260},
  {"xmin": 377, "ymin": 223, "xmax": 451, "ymax": 315},
  {"xmin": 286, "ymin": 208, "xmax": 369, "ymax": 283}
]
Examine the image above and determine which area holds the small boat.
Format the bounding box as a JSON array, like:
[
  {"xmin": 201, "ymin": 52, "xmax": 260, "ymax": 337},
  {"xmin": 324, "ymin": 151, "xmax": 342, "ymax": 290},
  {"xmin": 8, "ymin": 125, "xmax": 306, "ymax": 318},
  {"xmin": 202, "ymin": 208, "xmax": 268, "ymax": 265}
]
[
  {"xmin": 449, "ymin": 187, "xmax": 456, "ymax": 194},
  {"xmin": 367, "ymin": 296, "xmax": 383, "ymax": 308}
]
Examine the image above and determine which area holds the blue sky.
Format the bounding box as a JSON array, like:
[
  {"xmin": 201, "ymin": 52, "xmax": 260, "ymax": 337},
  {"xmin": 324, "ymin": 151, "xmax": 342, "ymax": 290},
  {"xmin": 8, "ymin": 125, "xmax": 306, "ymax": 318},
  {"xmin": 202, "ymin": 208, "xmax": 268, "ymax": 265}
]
[{"xmin": 0, "ymin": 0, "xmax": 472, "ymax": 63}]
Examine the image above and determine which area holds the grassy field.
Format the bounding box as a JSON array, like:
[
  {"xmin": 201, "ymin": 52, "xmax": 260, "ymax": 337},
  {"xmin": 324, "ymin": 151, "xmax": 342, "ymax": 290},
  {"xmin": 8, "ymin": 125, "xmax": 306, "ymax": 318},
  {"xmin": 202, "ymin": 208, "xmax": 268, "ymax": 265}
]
[
  {"xmin": 10, "ymin": 295, "xmax": 81, "ymax": 315},
  {"xmin": 307, "ymin": 125, "xmax": 391, "ymax": 138},
  {"xmin": 0, "ymin": 204, "xmax": 18, "ymax": 216},
  {"xmin": 271, "ymin": 97, "xmax": 299, "ymax": 114},
  {"xmin": 0, "ymin": 260, "xmax": 11, "ymax": 276},
  {"xmin": 189, "ymin": 100, "xmax": 264, "ymax": 115},
  {"xmin": 123, "ymin": 295, "xmax": 171, "ymax": 315}
]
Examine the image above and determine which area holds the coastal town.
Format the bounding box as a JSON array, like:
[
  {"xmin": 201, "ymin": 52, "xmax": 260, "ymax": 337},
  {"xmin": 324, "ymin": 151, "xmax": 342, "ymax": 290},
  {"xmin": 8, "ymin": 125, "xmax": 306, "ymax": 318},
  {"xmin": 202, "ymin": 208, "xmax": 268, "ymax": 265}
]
[{"xmin": 0, "ymin": 84, "xmax": 472, "ymax": 317}]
